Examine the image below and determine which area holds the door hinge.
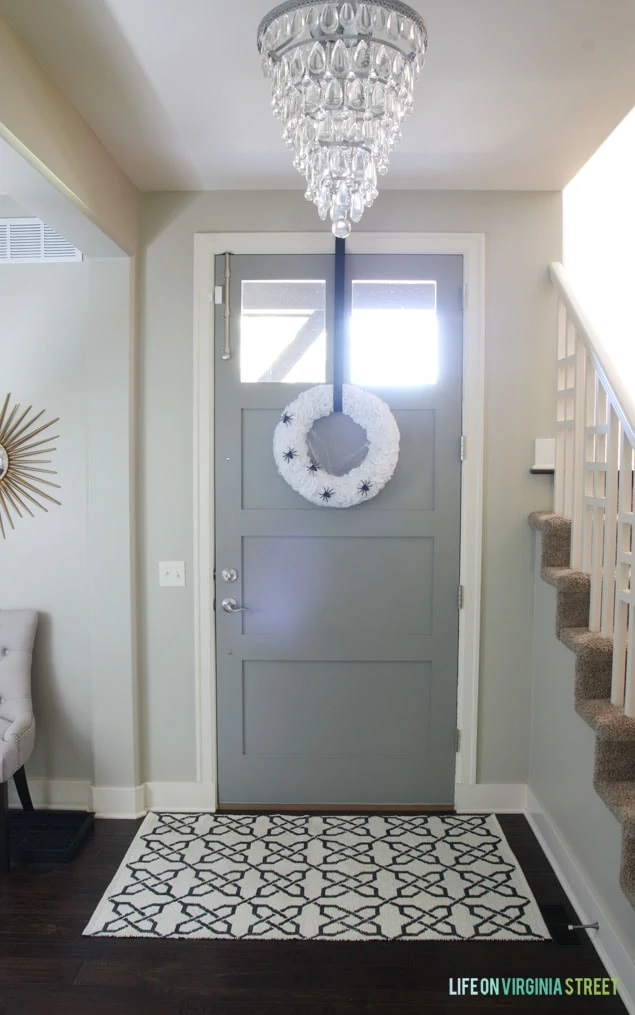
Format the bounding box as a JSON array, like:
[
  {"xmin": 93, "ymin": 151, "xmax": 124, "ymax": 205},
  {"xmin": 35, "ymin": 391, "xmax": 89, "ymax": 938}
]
[
  {"xmin": 462, "ymin": 283, "xmax": 468, "ymax": 310},
  {"xmin": 458, "ymin": 585, "xmax": 465, "ymax": 610},
  {"xmin": 213, "ymin": 285, "xmax": 223, "ymax": 305},
  {"xmin": 460, "ymin": 435, "xmax": 466, "ymax": 462},
  {"xmin": 456, "ymin": 728, "xmax": 461, "ymax": 753}
]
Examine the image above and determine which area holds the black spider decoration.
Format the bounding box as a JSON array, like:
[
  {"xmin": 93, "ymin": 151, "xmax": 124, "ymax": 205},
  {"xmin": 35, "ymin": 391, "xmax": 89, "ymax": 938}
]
[
  {"xmin": 319, "ymin": 487, "xmax": 335, "ymax": 502},
  {"xmin": 281, "ymin": 412, "xmax": 293, "ymax": 426},
  {"xmin": 282, "ymin": 447, "xmax": 298, "ymax": 463},
  {"xmin": 307, "ymin": 460, "xmax": 321, "ymax": 473},
  {"xmin": 358, "ymin": 480, "xmax": 373, "ymax": 496}
]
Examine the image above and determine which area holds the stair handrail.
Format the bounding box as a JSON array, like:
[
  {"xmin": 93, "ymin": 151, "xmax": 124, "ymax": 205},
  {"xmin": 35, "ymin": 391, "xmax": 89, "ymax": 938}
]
[{"xmin": 549, "ymin": 262, "xmax": 635, "ymax": 446}]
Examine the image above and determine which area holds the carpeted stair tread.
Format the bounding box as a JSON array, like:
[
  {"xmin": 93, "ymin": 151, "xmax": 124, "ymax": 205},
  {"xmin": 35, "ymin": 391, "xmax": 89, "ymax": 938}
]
[
  {"xmin": 530, "ymin": 510, "xmax": 635, "ymax": 913},
  {"xmin": 595, "ymin": 782, "xmax": 635, "ymax": 825},
  {"xmin": 559, "ymin": 627, "xmax": 613, "ymax": 657},
  {"xmin": 560, "ymin": 629, "xmax": 613, "ymax": 700},
  {"xmin": 575, "ymin": 699, "xmax": 635, "ymax": 740},
  {"xmin": 528, "ymin": 512, "xmax": 572, "ymax": 569},
  {"xmin": 541, "ymin": 566, "xmax": 571, "ymax": 587}
]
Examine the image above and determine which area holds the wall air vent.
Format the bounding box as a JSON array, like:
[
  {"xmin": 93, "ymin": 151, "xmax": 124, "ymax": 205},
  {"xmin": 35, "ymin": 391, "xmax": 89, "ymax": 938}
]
[{"xmin": 0, "ymin": 218, "xmax": 82, "ymax": 263}]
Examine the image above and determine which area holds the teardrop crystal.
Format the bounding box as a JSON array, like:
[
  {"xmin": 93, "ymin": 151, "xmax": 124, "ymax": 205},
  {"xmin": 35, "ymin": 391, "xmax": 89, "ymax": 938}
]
[
  {"xmin": 290, "ymin": 49, "xmax": 305, "ymax": 84},
  {"xmin": 346, "ymin": 77, "xmax": 365, "ymax": 110},
  {"xmin": 371, "ymin": 82, "xmax": 386, "ymax": 115},
  {"xmin": 392, "ymin": 52, "xmax": 405, "ymax": 78},
  {"xmin": 304, "ymin": 80, "xmax": 322, "ymax": 113},
  {"xmin": 375, "ymin": 45, "xmax": 391, "ymax": 81},
  {"xmin": 291, "ymin": 10, "xmax": 306, "ymax": 36},
  {"xmin": 279, "ymin": 55, "xmax": 290, "ymax": 87},
  {"xmin": 324, "ymin": 78, "xmax": 343, "ymax": 109},
  {"xmin": 329, "ymin": 148, "xmax": 348, "ymax": 176},
  {"xmin": 339, "ymin": 2, "xmax": 356, "ymax": 28},
  {"xmin": 373, "ymin": 6, "xmax": 387, "ymax": 31},
  {"xmin": 335, "ymin": 182, "xmax": 351, "ymax": 209},
  {"xmin": 320, "ymin": 3, "xmax": 340, "ymax": 34},
  {"xmin": 351, "ymin": 191, "xmax": 365, "ymax": 223},
  {"xmin": 317, "ymin": 186, "xmax": 331, "ymax": 221},
  {"xmin": 330, "ymin": 38, "xmax": 349, "ymax": 77},
  {"xmin": 353, "ymin": 39, "xmax": 370, "ymax": 72},
  {"xmin": 308, "ymin": 7, "xmax": 322, "ymax": 37},
  {"xmin": 279, "ymin": 14, "xmax": 292, "ymax": 41},
  {"xmin": 357, "ymin": 3, "xmax": 372, "ymax": 34},
  {"xmin": 353, "ymin": 149, "xmax": 368, "ymax": 175},
  {"xmin": 308, "ymin": 42, "xmax": 327, "ymax": 77},
  {"xmin": 386, "ymin": 11, "xmax": 399, "ymax": 39}
]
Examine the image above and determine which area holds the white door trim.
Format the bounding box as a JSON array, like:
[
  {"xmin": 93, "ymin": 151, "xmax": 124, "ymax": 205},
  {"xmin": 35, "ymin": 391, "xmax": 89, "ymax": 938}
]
[{"xmin": 193, "ymin": 231, "xmax": 485, "ymax": 806}]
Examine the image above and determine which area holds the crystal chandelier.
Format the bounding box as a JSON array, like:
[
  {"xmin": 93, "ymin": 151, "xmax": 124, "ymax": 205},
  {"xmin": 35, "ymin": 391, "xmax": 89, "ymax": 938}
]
[{"xmin": 257, "ymin": 1, "xmax": 427, "ymax": 238}]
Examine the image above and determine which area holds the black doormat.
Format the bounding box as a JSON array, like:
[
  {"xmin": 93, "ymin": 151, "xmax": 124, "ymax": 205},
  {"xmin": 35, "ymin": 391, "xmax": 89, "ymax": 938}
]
[{"xmin": 9, "ymin": 809, "xmax": 95, "ymax": 863}]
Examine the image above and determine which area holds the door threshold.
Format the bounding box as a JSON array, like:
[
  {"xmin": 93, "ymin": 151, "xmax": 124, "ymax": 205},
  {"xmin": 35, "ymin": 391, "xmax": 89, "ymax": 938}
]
[{"xmin": 219, "ymin": 803, "xmax": 455, "ymax": 814}]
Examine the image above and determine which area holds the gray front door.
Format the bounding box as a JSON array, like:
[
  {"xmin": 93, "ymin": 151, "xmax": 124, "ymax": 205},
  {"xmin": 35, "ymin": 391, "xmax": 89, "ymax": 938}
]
[{"xmin": 214, "ymin": 251, "xmax": 463, "ymax": 807}]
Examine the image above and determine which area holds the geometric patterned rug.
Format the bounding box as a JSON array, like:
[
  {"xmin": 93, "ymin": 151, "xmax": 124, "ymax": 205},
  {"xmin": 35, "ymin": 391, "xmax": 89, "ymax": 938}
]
[{"xmin": 83, "ymin": 812, "xmax": 550, "ymax": 942}]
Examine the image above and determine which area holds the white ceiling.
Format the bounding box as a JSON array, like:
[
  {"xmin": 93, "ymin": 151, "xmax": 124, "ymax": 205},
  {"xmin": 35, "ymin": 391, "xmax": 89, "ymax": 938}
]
[{"xmin": 1, "ymin": 0, "xmax": 635, "ymax": 191}]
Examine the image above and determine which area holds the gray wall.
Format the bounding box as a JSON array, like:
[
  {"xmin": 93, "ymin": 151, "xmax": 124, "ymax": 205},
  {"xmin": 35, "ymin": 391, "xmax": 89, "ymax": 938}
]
[
  {"xmin": 0, "ymin": 262, "xmax": 93, "ymax": 783},
  {"xmin": 139, "ymin": 189, "xmax": 562, "ymax": 786},
  {"xmin": 529, "ymin": 535, "xmax": 635, "ymax": 960}
]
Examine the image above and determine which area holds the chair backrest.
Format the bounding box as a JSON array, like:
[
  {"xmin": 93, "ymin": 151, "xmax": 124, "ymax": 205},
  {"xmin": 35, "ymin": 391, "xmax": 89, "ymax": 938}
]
[{"xmin": 0, "ymin": 610, "xmax": 38, "ymax": 726}]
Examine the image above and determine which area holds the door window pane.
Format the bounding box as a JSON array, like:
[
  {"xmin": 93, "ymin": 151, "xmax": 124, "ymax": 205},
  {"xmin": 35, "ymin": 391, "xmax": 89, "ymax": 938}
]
[
  {"xmin": 350, "ymin": 281, "xmax": 438, "ymax": 386},
  {"xmin": 241, "ymin": 280, "xmax": 326, "ymax": 383}
]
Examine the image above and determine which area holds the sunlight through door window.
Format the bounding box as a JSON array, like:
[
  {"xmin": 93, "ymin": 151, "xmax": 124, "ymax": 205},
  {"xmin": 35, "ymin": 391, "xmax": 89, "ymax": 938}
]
[
  {"xmin": 241, "ymin": 280, "xmax": 326, "ymax": 383},
  {"xmin": 350, "ymin": 280, "xmax": 438, "ymax": 386}
]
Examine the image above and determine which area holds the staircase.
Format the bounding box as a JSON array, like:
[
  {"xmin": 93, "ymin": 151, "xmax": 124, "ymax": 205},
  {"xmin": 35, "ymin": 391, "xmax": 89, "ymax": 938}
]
[
  {"xmin": 529, "ymin": 511, "xmax": 635, "ymax": 907},
  {"xmin": 530, "ymin": 263, "xmax": 635, "ymax": 910}
]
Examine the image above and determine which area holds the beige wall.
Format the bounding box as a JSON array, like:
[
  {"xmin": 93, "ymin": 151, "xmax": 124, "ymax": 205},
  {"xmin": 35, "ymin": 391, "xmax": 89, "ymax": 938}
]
[
  {"xmin": 139, "ymin": 189, "xmax": 562, "ymax": 786},
  {"xmin": 0, "ymin": 256, "xmax": 139, "ymax": 803},
  {"xmin": 0, "ymin": 17, "xmax": 138, "ymax": 255},
  {"xmin": 0, "ymin": 262, "xmax": 93, "ymax": 783}
]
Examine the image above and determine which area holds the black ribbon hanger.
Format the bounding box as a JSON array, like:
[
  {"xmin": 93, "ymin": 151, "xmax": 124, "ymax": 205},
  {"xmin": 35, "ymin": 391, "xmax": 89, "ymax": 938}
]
[{"xmin": 333, "ymin": 236, "xmax": 346, "ymax": 413}]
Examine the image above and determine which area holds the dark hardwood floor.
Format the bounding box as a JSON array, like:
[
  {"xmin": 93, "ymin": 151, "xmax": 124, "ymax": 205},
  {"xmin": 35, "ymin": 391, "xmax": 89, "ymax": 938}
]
[{"xmin": 0, "ymin": 814, "xmax": 628, "ymax": 1014}]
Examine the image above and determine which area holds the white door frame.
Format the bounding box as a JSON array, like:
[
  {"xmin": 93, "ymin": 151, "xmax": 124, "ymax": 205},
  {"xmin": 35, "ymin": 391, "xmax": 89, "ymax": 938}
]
[{"xmin": 193, "ymin": 231, "xmax": 485, "ymax": 808}]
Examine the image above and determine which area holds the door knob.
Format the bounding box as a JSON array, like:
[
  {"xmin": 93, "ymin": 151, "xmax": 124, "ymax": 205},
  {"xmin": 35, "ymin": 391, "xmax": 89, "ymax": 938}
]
[{"xmin": 222, "ymin": 598, "xmax": 249, "ymax": 613}]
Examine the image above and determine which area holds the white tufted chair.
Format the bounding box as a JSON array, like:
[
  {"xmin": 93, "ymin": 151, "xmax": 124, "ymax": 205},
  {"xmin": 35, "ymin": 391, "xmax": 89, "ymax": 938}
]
[{"xmin": 0, "ymin": 610, "xmax": 38, "ymax": 871}]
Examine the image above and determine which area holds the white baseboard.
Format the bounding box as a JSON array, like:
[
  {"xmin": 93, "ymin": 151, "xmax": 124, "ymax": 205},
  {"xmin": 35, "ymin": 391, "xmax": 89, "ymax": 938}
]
[
  {"xmin": 145, "ymin": 781, "xmax": 216, "ymax": 812},
  {"xmin": 91, "ymin": 784, "xmax": 146, "ymax": 819},
  {"xmin": 11, "ymin": 778, "xmax": 215, "ymax": 817},
  {"xmin": 8, "ymin": 778, "xmax": 92, "ymax": 810},
  {"xmin": 455, "ymin": 782, "xmax": 527, "ymax": 812},
  {"xmin": 526, "ymin": 788, "xmax": 635, "ymax": 1015},
  {"xmin": 17, "ymin": 780, "xmax": 526, "ymax": 816}
]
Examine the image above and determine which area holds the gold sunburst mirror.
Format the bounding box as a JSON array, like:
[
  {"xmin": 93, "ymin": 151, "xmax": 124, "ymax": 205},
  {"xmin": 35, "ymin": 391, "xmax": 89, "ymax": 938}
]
[{"xmin": 0, "ymin": 393, "xmax": 61, "ymax": 539}]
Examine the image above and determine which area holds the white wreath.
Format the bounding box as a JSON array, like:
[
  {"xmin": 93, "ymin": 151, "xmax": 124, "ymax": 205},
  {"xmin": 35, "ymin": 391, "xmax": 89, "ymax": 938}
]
[{"xmin": 273, "ymin": 384, "xmax": 400, "ymax": 507}]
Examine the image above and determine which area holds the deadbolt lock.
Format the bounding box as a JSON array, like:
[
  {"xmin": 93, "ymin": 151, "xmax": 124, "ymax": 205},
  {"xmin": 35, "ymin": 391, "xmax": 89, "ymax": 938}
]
[{"xmin": 222, "ymin": 567, "xmax": 238, "ymax": 583}]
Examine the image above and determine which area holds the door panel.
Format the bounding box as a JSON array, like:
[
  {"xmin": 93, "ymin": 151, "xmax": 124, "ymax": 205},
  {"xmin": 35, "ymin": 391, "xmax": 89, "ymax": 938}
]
[
  {"xmin": 242, "ymin": 662, "xmax": 432, "ymax": 757},
  {"xmin": 241, "ymin": 536, "xmax": 433, "ymax": 637},
  {"xmin": 214, "ymin": 251, "xmax": 463, "ymax": 806}
]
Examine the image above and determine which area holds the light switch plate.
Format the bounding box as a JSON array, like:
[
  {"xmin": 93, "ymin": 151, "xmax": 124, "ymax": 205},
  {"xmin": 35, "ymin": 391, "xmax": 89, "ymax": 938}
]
[{"xmin": 159, "ymin": 561, "xmax": 186, "ymax": 587}]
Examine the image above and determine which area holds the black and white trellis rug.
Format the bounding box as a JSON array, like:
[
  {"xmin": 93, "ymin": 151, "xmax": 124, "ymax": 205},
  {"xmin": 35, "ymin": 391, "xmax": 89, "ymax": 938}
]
[{"xmin": 83, "ymin": 812, "xmax": 550, "ymax": 941}]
